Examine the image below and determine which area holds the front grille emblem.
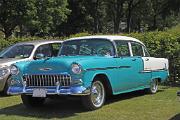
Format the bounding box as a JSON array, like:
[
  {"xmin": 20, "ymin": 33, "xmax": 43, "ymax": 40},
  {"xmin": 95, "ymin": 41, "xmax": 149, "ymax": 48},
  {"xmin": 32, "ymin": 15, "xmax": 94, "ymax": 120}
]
[{"xmin": 39, "ymin": 68, "xmax": 52, "ymax": 71}]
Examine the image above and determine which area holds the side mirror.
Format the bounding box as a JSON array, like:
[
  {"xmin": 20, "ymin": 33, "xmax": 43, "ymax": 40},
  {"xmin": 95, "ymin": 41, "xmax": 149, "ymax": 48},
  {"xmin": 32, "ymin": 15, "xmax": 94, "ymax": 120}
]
[{"xmin": 35, "ymin": 53, "xmax": 45, "ymax": 60}]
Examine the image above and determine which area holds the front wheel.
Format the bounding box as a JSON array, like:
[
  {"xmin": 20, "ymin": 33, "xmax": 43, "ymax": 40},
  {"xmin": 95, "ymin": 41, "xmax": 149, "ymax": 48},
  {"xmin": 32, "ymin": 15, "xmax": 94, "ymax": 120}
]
[
  {"xmin": 21, "ymin": 94, "xmax": 46, "ymax": 108},
  {"xmin": 82, "ymin": 80, "xmax": 106, "ymax": 110},
  {"xmin": 147, "ymin": 79, "xmax": 159, "ymax": 94},
  {"xmin": 2, "ymin": 77, "xmax": 11, "ymax": 95}
]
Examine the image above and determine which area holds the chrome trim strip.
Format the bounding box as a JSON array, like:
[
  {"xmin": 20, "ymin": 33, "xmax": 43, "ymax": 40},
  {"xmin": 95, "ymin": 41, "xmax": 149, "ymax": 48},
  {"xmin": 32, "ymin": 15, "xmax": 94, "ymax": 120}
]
[
  {"xmin": 139, "ymin": 69, "xmax": 168, "ymax": 73},
  {"xmin": 86, "ymin": 66, "xmax": 131, "ymax": 71}
]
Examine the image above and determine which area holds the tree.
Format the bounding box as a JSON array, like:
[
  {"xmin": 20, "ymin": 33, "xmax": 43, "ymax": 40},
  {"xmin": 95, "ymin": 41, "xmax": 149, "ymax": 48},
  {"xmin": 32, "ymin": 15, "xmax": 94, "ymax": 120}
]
[
  {"xmin": 0, "ymin": 0, "xmax": 35, "ymax": 39},
  {"xmin": 106, "ymin": 0, "xmax": 126, "ymax": 33},
  {"xmin": 125, "ymin": 0, "xmax": 142, "ymax": 33},
  {"xmin": 26, "ymin": 0, "xmax": 70, "ymax": 36}
]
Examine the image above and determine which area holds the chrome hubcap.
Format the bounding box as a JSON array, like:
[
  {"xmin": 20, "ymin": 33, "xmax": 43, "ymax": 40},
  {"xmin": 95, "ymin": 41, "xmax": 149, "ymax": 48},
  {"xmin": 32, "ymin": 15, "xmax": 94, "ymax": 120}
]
[
  {"xmin": 91, "ymin": 81, "xmax": 105, "ymax": 107},
  {"xmin": 151, "ymin": 79, "xmax": 158, "ymax": 92}
]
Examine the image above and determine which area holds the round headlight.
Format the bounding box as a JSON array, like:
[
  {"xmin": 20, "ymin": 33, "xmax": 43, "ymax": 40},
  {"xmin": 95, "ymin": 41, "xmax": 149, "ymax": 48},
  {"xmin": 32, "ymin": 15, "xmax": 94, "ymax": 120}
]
[
  {"xmin": 71, "ymin": 63, "xmax": 82, "ymax": 74},
  {"xmin": 10, "ymin": 65, "xmax": 19, "ymax": 75},
  {"xmin": 0, "ymin": 68, "xmax": 9, "ymax": 78}
]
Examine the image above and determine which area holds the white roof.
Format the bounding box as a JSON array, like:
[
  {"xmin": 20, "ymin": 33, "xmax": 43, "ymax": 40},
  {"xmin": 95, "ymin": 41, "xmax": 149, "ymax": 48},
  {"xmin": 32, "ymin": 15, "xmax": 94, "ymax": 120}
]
[
  {"xmin": 16, "ymin": 40, "xmax": 63, "ymax": 46},
  {"xmin": 68, "ymin": 35, "xmax": 144, "ymax": 45}
]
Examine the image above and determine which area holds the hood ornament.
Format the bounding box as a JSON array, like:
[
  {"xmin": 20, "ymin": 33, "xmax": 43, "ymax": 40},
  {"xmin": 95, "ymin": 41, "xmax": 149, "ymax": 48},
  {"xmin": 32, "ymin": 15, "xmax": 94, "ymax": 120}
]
[{"xmin": 39, "ymin": 68, "xmax": 52, "ymax": 71}]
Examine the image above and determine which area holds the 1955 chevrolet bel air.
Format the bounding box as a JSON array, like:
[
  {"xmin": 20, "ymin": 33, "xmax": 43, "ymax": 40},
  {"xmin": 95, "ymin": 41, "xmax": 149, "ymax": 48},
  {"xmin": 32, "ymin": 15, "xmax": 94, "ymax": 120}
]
[{"xmin": 8, "ymin": 36, "xmax": 169, "ymax": 110}]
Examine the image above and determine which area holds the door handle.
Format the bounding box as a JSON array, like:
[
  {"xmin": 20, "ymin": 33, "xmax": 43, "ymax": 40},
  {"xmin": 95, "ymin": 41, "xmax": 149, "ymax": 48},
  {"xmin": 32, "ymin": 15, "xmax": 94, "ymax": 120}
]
[{"xmin": 145, "ymin": 58, "xmax": 149, "ymax": 61}]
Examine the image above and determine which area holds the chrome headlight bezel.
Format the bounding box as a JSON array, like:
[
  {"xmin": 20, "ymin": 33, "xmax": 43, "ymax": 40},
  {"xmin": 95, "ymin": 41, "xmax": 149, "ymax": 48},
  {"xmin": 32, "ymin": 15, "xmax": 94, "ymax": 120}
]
[
  {"xmin": 10, "ymin": 65, "xmax": 19, "ymax": 75},
  {"xmin": 0, "ymin": 67, "xmax": 9, "ymax": 78},
  {"xmin": 71, "ymin": 63, "xmax": 82, "ymax": 74}
]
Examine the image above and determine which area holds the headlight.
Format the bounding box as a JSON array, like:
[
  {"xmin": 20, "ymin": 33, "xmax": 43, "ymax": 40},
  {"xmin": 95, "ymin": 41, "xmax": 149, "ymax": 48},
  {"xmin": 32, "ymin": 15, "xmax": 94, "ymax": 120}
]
[
  {"xmin": 71, "ymin": 63, "xmax": 82, "ymax": 74},
  {"xmin": 0, "ymin": 68, "xmax": 9, "ymax": 78},
  {"xmin": 10, "ymin": 65, "xmax": 19, "ymax": 75}
]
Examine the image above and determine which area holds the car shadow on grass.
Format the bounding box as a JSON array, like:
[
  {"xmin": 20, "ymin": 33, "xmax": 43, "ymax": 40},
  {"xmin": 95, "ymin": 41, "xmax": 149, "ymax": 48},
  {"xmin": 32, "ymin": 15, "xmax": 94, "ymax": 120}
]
[
  {"xmin": 0, "ymin": 93, "xmax": 11, "ymax": 97},
  {"xmin": 0, "ymin": 89, "xmax": 165, "ymax": 119},
  {"xmin": 106, "ymin": 89, "xmax": 164, "ymax": 104},
  {"xmin": 169, "ymin": 113, "xmax": 180, "ymax": 120},
  {"xmin": 0, "ymin": 97, "xmax": 87, "ymax": 119}
]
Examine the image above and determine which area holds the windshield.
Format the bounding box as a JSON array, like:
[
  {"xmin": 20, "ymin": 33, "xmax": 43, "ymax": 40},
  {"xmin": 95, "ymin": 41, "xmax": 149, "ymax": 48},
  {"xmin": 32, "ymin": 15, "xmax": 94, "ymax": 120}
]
[
  {"xmin": 59, "ymin": 39, "xmax": 115, "ymax": 56},
  {"xmin": 0, "ymin": 44, "xmax": 34, "ymax": 59}
]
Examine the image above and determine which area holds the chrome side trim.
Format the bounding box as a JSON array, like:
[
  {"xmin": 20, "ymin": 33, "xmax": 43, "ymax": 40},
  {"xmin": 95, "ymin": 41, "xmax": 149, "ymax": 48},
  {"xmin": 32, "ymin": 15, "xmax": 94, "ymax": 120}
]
[
  {"xmin": 139, "ymin": 69, "xmax": 168, "ymax": 73},
  {"xmin": 85, "ymin": 66, "xmax": 131, "ymax": 71}
]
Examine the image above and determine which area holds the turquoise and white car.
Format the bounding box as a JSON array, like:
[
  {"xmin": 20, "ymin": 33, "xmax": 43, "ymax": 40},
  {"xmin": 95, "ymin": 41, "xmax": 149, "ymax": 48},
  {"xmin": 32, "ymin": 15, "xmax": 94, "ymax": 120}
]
[{"xmin": 8, "ymin": 36, "xmax": 169, "ymax": 110}]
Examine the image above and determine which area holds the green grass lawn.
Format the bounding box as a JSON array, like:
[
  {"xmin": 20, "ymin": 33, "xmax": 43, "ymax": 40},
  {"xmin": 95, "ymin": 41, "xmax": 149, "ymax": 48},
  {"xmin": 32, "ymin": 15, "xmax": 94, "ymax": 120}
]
[{"xmin": 0, "ymin": 86, "xmax": 180, "ymax": 120}]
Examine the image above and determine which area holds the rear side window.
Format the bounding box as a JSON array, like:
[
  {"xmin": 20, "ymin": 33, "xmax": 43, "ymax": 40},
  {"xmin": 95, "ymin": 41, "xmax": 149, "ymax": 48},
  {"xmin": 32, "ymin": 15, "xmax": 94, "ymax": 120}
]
[
  {"xmin": 131, "ymin": 42, "xmax": 144, "ymax": 56},
  {"xmin": 115, "ymin": 41, "xmax": 130, "ymax": 57}
]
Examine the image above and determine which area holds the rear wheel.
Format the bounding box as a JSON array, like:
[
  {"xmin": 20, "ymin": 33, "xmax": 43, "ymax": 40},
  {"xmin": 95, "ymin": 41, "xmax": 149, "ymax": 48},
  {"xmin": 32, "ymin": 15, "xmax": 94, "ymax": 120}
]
[
  {"xmin": 82, "ymin": 80, "xmax": 105, "ymax": 110},
  {"xmin": 21, "ymin": 94, "xmax": 46, "ymax": 108},
  {"xmin": 147, "ymin": 79, "xmax": 158, "ymax": 94}
]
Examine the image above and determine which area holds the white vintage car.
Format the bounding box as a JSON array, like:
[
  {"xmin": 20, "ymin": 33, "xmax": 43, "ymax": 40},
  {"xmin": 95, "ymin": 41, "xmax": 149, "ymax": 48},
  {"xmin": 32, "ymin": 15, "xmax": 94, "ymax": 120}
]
[{"xmin": 0, "ymin": 40, "xmax": 62, "ymax": 95}]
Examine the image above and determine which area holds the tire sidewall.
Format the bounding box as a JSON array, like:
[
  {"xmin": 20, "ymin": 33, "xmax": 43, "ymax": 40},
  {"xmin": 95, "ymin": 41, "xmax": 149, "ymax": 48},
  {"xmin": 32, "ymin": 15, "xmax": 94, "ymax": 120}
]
[
  {"xmin": 82, "ymin": 80, "xmax": 106, "ymax": 110},
  {"xmin": 149, "ymin": 79, "xmax": 158, "ymax": 94}
]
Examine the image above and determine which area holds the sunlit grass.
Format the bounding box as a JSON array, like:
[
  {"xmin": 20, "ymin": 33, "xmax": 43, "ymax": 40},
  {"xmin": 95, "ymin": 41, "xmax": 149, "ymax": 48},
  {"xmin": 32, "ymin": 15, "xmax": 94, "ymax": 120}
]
[{"xmin": 0, "ymin": 86, "xmax": 180, "ymax": 120}]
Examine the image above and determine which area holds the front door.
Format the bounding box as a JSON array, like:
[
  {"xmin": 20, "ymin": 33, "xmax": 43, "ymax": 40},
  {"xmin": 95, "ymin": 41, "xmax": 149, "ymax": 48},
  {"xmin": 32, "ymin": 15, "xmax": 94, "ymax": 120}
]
[{"xmin": 114, "ymin": 41, "xmax": 144, "ymax": 92}]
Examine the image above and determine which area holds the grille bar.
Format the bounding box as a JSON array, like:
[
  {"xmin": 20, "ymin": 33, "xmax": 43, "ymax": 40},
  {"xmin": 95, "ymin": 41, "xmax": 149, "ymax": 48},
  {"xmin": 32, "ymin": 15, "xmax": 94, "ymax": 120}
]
[{"xmin": 23, "ymin": 74, "xmax": 71, "ymax": 87}]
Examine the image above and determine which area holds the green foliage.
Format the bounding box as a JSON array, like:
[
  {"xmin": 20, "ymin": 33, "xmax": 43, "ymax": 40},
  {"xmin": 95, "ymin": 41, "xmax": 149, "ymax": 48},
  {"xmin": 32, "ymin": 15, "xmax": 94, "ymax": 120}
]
[
  {"xmin": 69, "ymin": 32, "xmax": 91, "ymax": 38},
  {"xmin": 0, "ymin": 0, "xmax": 70, "ymax": 38}
]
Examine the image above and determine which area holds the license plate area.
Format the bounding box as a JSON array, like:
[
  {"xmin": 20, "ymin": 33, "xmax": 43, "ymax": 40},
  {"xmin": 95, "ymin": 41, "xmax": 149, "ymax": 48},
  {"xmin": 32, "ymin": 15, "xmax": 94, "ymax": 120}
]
[{"xmin": 33, "ymin": 88, "xmax": 47, "ymax": 98}]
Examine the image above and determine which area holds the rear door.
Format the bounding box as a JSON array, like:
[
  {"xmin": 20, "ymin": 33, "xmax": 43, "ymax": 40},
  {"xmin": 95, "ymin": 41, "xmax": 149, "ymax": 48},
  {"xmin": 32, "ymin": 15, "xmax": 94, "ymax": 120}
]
[{"xmin": 131, "ymin": 42, "xmax": 152, "ymax": 86}]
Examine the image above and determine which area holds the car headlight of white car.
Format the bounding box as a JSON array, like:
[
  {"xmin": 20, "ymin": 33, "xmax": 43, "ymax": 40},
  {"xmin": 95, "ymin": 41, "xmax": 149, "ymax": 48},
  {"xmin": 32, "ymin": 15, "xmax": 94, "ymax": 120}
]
[
  {"xmin": 10, "ymin": 65, "xmax": 19, "ymax": 75},
  {"xmin": 0, "ymin": 67, "xmax": 9, "ymax": 78}
]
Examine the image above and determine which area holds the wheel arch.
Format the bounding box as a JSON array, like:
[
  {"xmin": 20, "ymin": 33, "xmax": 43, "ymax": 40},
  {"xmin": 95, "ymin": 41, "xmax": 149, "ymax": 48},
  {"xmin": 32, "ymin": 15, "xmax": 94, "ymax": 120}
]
[
  {"xmin": 151, "ymin": 77, "xmax": 162, "ymax": 83},
  {"xmin": 93, "ymin": 73, "xmax": 113, "ymax": 97}
]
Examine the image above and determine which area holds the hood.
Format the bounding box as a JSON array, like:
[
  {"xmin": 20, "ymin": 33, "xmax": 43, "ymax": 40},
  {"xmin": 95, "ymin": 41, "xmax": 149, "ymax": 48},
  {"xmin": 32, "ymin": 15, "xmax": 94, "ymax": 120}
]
[
  {"xmin": 0, "ymin": 58, "xmax": 27, "ymax": 67},
  {"xmin": 23, "ymin": 56, "xmax": 113, "ymax": 75}
]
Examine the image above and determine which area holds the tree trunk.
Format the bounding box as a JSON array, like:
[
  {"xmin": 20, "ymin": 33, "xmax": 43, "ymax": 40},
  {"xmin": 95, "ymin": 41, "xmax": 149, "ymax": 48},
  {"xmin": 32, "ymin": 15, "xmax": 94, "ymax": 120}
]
[
  {"xmin": 4, "ymin": 28, "xmax": 13, "ymax": 39},
  {"xmin": 113, "ymin": 0, "xmax": 125, "ymax": 33},
  {"xmin": 114, "ymin": 22, "xmax": 119, "ymax": 33},
  {"xmin": 93, "ymin": 0, "xmax": 100, "ymax": 33},
  {"xmin": 126, "ymin": 10, "xmax": 132, "ymax": 33},
  {"xmin": 153, "ymin": 15, "xmax": 157, "ymax": 30},
  {"xmin": 126, "ymin": 0, "xmax": 133, "ymax": 33}
]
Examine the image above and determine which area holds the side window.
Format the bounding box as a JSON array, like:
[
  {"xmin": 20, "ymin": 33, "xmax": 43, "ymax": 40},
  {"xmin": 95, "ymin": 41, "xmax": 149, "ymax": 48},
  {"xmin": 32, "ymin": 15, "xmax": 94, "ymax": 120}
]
[
  {"xmin": 51, "ymin": 43, "xmax": 61, "ymax": 56},
  {"xmin": 131, "ymin": 42, "xmax": 144, "ymax": 56},
  {"xmin": 35, "ymin": 44, "xmax": 52, "ymax": 57},
  {"xmin": 115, "ymin": 41, "xmax": 130, "ymax": 57}
]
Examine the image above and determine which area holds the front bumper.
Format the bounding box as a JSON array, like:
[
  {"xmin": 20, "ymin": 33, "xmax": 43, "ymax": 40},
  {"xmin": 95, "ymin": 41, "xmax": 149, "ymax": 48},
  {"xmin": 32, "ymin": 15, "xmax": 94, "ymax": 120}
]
[{"xmin": 7, "ymin": 85, "xmax": 90, "ymax": 96}]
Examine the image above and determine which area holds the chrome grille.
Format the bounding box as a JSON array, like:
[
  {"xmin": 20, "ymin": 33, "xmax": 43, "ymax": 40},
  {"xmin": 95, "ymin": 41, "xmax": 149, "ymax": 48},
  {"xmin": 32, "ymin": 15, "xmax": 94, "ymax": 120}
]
[{"xmin": 23, "ymin": 74, "xmax": 71, "ymax": 87}]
